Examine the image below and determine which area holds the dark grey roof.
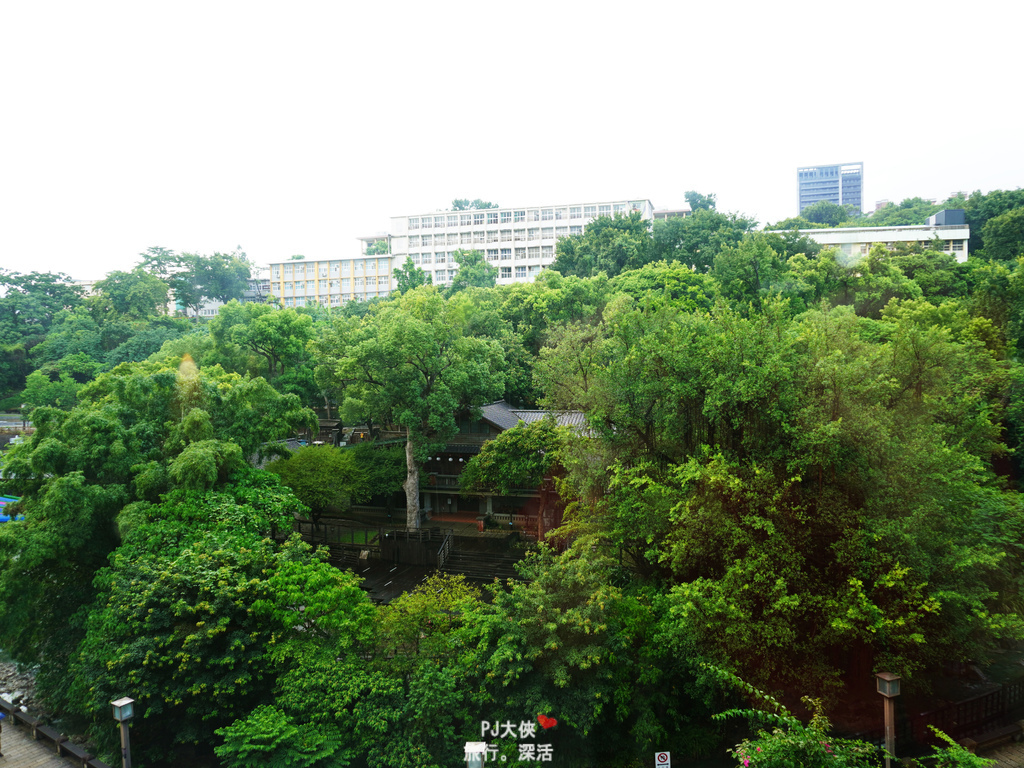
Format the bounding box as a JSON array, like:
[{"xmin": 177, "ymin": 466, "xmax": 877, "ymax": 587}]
[
  {"xmin": 513, "ymin": 410, "xmax": 587, "ymax": 429},
  {"xmin": 479, "ymin": 401, "xmax": 522, "ymax": 431},
  {"xmin": 479, "ymin": 401, "xmax": 587, "ymax": 431}
]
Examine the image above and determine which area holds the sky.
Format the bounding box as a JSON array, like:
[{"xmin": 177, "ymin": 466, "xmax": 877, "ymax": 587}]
[{"xmin": 2, "ymin": 0, "xmax": 1022, "ymax": 280}]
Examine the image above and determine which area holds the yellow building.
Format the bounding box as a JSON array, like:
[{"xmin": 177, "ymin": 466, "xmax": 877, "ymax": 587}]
[{"xmin": 268, "ymin": 237, "xmax": 391, "ymax": 307}]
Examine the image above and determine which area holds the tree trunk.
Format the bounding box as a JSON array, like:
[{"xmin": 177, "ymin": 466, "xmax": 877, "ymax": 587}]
[{"xmin": 404, "ymin": 436, "xmax": 420, "ymax": 529}]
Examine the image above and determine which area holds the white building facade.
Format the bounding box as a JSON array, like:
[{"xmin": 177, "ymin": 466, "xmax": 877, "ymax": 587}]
[
  {"xmin": 266, "ymin": 199, "xmax": 660, "ymax": 307},
  {"xmin": 390, "ymin": 199, "xmax": 655, "ymax": 287},
  {"xmin": 798, "ymin": 223, "xmax": 970, "ymax": 263}
]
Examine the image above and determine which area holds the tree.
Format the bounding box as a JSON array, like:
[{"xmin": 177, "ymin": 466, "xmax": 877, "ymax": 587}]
[
  {"xmin": 211, "ymin": 301, "xmax": 314, "ymax": 378},
  {"xmin": 446, "ymin": 249, "xmax": 498, "ymax": 296},
  {"xmin": 551, "ymin": 211, "xmax": 653, "ymax": 278},
  {"xmin": 313, "ymin": 286, "xmax": 505, "ymax": 528},
  {"xmin": 393, "ymin": 256, "xmax": 432, "ymax": 294},
  {"xmin": 0, "ymin": 269, "xmax": 84, "ymax": 344},
  {"xmin": 982, "ymin": 206, "xmax": 1024, "ymax": 260},
  {"xmin": 651, "ymin": 209, "xmax": 757, "ymax": 273},
  {"xmin": 365, "ymin": 239, "xmax": 390, "ymax": 255},
  {"xmin": 451, "ymin": 198, "xmax": 498, "ymax": 210},
  {"xmin": 266, "ymin": 445, "xmax": 373, "ymax": 532},
  {"xmin": 685, "ymin": 190, "xmax": 717, "ymax": 211},
  {"xmin": 94, "ymin": 267, "xmax": 170, "ymax": 319},
  {"xmin": 460, "ymin": 416, "xmax": 561, "ymax": 495},
  {"xmin": 800, "ymin": 200, "xmax": 849, "ymax": 227}
]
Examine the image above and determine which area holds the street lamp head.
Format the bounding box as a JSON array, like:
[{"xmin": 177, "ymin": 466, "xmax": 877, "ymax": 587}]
[
  {"xmin": 111, "ymin": 697, "xmax": 135, "ymax": 722},
  {"xmin": 875, "ymin": 672, "xmax": 901, "ymax": 698}
]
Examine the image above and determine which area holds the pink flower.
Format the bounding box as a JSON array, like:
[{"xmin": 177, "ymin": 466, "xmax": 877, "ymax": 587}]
[
  {"xmin": 743, "ymin": 760, "xmax": 750, "ymax": 767},
  {"xmin": 756, "ymin": 748, "xmax": 761, "ymax": 752}
]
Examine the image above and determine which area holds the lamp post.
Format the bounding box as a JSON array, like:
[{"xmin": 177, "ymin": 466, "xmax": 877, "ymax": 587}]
[
  {"xmin": 875, "ymin": 672, "xmax": 901, "ymax": 768},
  {"xmin": 20, "ymin": 404, "xmax": 26, "ymax": 431},
  {"xmin": 111, "ymin": 697, "xmax": 135, "ymax": 768}
]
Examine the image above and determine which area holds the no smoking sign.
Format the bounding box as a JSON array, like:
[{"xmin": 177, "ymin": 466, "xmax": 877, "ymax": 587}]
[{"xmin": 655, "ymin": 752, "xmax": 671, "ymax": 767}]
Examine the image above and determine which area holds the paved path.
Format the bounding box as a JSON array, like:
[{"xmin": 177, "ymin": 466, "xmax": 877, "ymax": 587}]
[
  {"xmin": 985, "ymin": 741, "xmax": 1024, "ymax": 767},
  {"xmin": 1, "ymin": 721, "xmax": 82, "ymax": 767}
]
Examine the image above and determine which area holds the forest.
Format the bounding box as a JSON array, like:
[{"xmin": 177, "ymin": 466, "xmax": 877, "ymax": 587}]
[{"xmin": 2, "ymin": 188, "xmax": 1024, "ymax": 767}]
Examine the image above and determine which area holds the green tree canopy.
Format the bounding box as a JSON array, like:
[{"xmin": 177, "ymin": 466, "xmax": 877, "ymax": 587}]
[{"xmin": 313, "ymin": 286, "xmax": 505, "ymax": 527}]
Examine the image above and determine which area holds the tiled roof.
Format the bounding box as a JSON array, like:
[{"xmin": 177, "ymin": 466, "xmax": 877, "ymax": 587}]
[
  {"xmin": 513, "ymin": 410, "xmax": 588, "ymax": 428},
  {"xmin": 479, "ymin": 401, "xmax": 587, "ymax": 431},
  {"xmin": 479, "ymin": 401, "xmax": 523, "ymax": 431}
]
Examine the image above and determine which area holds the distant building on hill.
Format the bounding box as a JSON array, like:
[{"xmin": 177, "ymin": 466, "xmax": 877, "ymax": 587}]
[
  {"xmin": 798, "ymin": 162, "xmax": 864, "ymax": 214},
  {"xmin": 266, "ymin": 198, "xmax": 672, "ymax": 307},
  {"xmin": 792, "ymin": 212, "xmax": 969, "ymax": 263}
]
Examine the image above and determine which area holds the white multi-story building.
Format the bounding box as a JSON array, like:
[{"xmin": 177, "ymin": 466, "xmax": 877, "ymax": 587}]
[
  {"xmin": 266, "ymin": 199, "xmax": 658, "ymax": 306},
  {"xmin": 390, "ymin": 199, "xmax": 655, "ymax": 287},
  {"xmin": 795, "ymin": 220, "xmax": 970, "ymax": 263}
]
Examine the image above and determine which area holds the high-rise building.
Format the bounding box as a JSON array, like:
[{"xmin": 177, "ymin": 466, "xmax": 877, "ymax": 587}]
[{"xmin": 797, "ymin": 162, "xmax": 863, "ymax": 213}]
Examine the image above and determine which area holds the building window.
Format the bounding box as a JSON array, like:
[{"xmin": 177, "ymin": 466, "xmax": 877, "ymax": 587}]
[
  {"xmin": 500, "ymin": 266, "xmax": 512, "ymax": 279},
  {"xmin": 378, "ymin": 276, "xmax": 389, "ymax": 286},
  {"xmin": 330, "ymin": 261, "xmax": 340, "ymax": 275},
  {"xmin": 514, "ymin": 210, "xmax": 525, "ymax": 223},
  {"xmin": 421, "ymin": 253, "xmax": 432, "ymax": 264},
  {"xmin": 354, "ymin": 277, "xmax": 365, "ymax": 288},
  {"xmin": 541, "ymin": 245, "xmax": 554, "ymax": 259},
  {"xmin": 541, "ymin": 227, "xmax": 554, "ymax": 239},
  {"xmin": 555, "ymin": 226, "xmax": 568, "ymax": 237},
  {"xmin": 500, "ymin": 229, "xmax": 512, "ymax": 242},
  {"xmin": 487, "ymin": 230, "xmax": 499, "ymax": 243},
  {"xmin": 584, "ymin": 206, "xmax": 596, "ymax": 218},
  {"xmin": 448, "ymin": 233, "xmax": 459, "ymax": 245},
  {"xmin": 952, "ymin": 240, "xmax": 965, "ymax": 251},
  {"xmin": 541, "ymin": 209, "xmax": 553, "ymax": 221},
  {"xmin": 614, "ymin": 203, "xmax": 626, "ymax": 214},
  {"xmin": 341, "ymin": 278, "xmax": 350, "ymax": 290},
  {"xmin": 422, "ymin": 234, "xmax": 432, "ymax": 246},
  {"xmin": 460, "ymin": 232, "xmax": 472, "ymax": 244},
  {"xmin": 570, "ymin": 206, "xmax": 582, "ymax": 219},
  {"xmin": 448, "ymin": 215, "xmax": 458, "ymax": 228},
  {"xmin": 501, "ymin": 248, "xmax": 513, "ymax": 260},
  {"xmin": 599, "ymin": 205, "xmax": 612, "ymax": 216},
  {"xmin": 487, "ymin": 249, "xmax": 499, "ymax": 260},
  {"xmin": 306, "ymin": 280, "xmax": 315, "ymax": 292},
  {"xmin": 514, "ymin": 248, "xmax": 525, "ymax": 260},
  {"xmin": 436, "ymin": 252, "xmax": 447, "ymax": 264},
  {"xmin": 529, "ymin": 265, "xmax": 541, "ymax": 277},
  {"xmin": 487, "ymin": 211, "xmax": 499, "ymax": 225},
  {"xmin": 501, "ymin": 210, "xmax": 512, "ymax": 224},
  {"xmin": 271, "ymin": 265, "xmax": 280, "ymax": 278},
  {"xmin": 516, "ymin": 266, "xmax": 527, "ymax": 278},
  {"xmin": 284, "ymin": 297, "xmax": 294, "ymax": 306},
  {"xmin": 555, "ymin": 208, "xmax": 567, "ymax": 220},
  {"xmin": 409, "ymin": 235, "xmax": 420, "ymax": 247},
  {"xmin": 409, "ymin": 218, "xmax": 420, "ymax": 230},
  {"xmin": 411, "ymin": 253, "xmax": 421, "ymax": 264},
  {"xmin": 341, "ymin": 262, "xmax": 351, "ymax": 276},
  {"xmin": 514, "ymin": 229, "xmax": 526, "ymax": 241},
  {"xmin": 527, "ymin": 246, "xmax": 540, "ymax": 259},
  {"xmin": 378, "ymin": 258, "xmax": 388, "ymax": 271},
  {"xmin": 473, "ymin": 231, "xmax": 485, "ymax": 243},
  {"xmin": 460, "ymin": 214, "xmax": 472, "ymax": 226},
  {"xmin": 473, "ymin": 213, "xmax": 485, "ymax": 226},
  {"xmin": 421, "ymin": 217, "xmax": 432, "ymax": 229},
  {"xmin": 435, "ymin": 216, "xmax": 445, "ymax": 228},
  {"xmin": 570, "ymin": 225, "xmax": 583, "ymax": 235},
  {"xmin": 528, "ymin": 228, "xmax": 541, "ymax": 241}
]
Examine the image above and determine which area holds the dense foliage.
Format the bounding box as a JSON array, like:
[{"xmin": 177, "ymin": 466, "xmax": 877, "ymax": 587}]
[{"xmin": 2, "ymin": 187, "xmax": 1024, "ymax": 766}]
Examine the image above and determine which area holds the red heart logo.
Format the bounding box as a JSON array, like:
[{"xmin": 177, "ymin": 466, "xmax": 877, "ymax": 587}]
[{"xmin": 537, "ymin": 714, "xmax": 558, "ymax": 729}]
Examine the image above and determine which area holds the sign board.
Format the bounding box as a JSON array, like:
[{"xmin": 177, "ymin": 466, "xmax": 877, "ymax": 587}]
[{"xmin": 655, "ymin": 752, "xmax": 671, "ymax": 768}]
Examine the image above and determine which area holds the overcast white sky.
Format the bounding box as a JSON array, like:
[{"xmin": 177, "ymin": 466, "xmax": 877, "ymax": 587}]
[{"xmin": 2, "ymin": 0, "xmax": 1021, "ymax": 280}]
